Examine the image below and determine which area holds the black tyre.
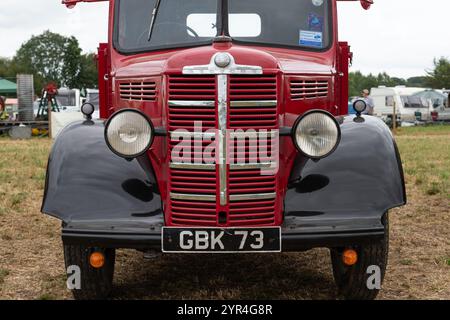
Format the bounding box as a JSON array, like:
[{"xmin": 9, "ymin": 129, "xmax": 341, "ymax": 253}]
[
  {"xmin": 64, "ymin": 244, "xmax": 116, "ymax": 300},
  {"xmin": 330, "ymin": 213, "xmax": 389, "ymax": 300}
]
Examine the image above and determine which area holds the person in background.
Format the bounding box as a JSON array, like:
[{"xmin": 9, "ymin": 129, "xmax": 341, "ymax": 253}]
[
  {"xmin": 361, "ymin": 89, "xmax": 375, "ymax": 115},
  {"xmin": 0, "ymin": 96, "xmax": 8, "ymax": 120}
]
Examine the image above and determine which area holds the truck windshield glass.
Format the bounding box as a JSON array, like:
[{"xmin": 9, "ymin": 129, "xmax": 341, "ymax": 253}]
[
  {"xmin": 228, "ymin": 0, "xmax": 331, "ymax": 49},
  {"xmin": 116, "ymin": 0, "xmax": 219, "ymax": 52},
  {"xmin": 115, "ymin": 0, "xmax": 331, "ymax": 53}
]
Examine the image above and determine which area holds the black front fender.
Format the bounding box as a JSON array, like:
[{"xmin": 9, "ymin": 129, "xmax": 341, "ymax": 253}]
[
  {"xmin": 41, "ymin": 120, "xmax": 163, "ymax": 231},
  {"xmin": 284, "ymin": 115, "xmax": 406, "ymax": 236}
]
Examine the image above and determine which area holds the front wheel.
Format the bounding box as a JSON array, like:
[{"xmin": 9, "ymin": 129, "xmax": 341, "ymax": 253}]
[
  {"xmin": 64, "ymin": 244, "xmax": 116, "ymax": 300},
  {"xmin": 330, "ymin": 213, "xmax": 389, "ymax": 300}
]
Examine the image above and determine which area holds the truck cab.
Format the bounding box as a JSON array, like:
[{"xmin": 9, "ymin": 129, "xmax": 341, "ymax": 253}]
[{"xmin": 42, "ymin": 0, "xmax": 406, "ymax": 300}]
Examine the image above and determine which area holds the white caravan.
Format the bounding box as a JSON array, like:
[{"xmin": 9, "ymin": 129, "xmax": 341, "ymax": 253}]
[
  {"xmin": 56, "ymin": 87, "xmax": 81, "ymax": 112},
  {"xmin": 370, "ymin": 86, "xmax": 432, "ymax": 122}
]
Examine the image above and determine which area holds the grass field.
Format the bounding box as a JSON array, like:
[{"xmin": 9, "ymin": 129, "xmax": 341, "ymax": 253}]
[{"xmin": 0, "ymin": 125, "xmax": 449, "ymax": 300}]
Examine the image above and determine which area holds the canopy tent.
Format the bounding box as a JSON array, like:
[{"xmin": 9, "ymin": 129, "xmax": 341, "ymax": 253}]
[{"xmin": 0, "ymin": 78, "xmax": 17, "ymax": 95}]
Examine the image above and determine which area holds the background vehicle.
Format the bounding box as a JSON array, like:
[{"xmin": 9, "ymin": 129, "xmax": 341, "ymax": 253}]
[
  {"xmin": 371, "ymin": 86, "xmax": 427, "ymax": 122},
  {"xmin": 56, "ymin": 87, "xmax": 81, "ymax": 112},
  {"xmin": 42, "ymin": 0, "xmax": 405, "ymax": 300},
  {"xmin": 428, "ymin": 89, "xmax": 450, "ymax": 121}
]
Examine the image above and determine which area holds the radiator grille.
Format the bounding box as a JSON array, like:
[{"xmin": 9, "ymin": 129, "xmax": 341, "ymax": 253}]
[
  {"xmin": 228, "ymin": 74, "xmax": 277, "ymax": 226},
  {"xmin": 290, "ymin": 79, "xmax": 329, "ymax": 100},
  {"xmin": 229, "ymin": 75, "xmax": 278, "ymax": 129},
  {"xmin": 168, "ymin": 75, "xmax": 216, "ymax": 101},
  {"xmin": 229, "ymin": 170, "xmax": 277, "ymax": 226},
  {"xmin": 168, "ymin": 75, "xmax": 216, "ymax": 131},
  {"xmin": 119, "ymin": 80, "xmax": 156, "ymax": 101},
  {"xmin": 167, "ymin": 74, "xmax": 278, "ymax": 227},
  {"xmin": 168, "ymin": 75, "xmax": 217, "ymax": 225},
  {"xmin": 230, "ymin": 75, "xmax": 277, "ymax": 101},
  {"xmin": 169, "ymin": 170, "xmax": 217, "ymax": 226}
]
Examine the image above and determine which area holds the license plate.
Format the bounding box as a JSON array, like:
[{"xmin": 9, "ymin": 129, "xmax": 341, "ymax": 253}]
[{"xmin": 162, "ymin": 227, "xmax": 281, "ymax": 253}]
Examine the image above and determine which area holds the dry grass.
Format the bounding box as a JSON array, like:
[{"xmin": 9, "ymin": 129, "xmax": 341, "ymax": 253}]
[{"xmin": 0, "ymin": 125, "xmax": 449, "ymax": 300}]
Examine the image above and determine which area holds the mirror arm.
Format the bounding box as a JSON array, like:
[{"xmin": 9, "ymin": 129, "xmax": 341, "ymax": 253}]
[
  {"xmin": 62, "ymin": 0, "xmax": 108, "ymax": 9},
  {"xmin": 336, "ymin": 0, "xmax": 374, "ymax": 10}
]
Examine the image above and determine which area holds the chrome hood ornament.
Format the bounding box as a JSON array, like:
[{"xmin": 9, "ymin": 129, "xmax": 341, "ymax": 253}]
[{"xmin": 183, "ymin": 52, "xmax": 263, "ymax": 75}]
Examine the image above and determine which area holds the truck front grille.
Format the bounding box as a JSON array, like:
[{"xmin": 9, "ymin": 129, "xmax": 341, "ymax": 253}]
[
  {"xmin": 230, "ymin": 75, "xmax": 278, "ymax": 129},
  {"xmin": 168, "ymin": 75, "xmax": 216, "ymax": 131},
  {"xmin": 229, "ymin": 170, "xmax": 277, "ymax": 225},
  {"xmin": 167, "ymin": 74, "xmax": 279, "ymax": 227}
]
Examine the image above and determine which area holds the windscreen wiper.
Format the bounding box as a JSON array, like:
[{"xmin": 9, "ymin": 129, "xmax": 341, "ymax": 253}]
[{"xmin": 147, "ymin": 0, "xmax": 162, "ymax": 42}]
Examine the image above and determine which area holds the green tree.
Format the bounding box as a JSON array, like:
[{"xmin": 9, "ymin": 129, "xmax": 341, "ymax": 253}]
[
  {"xmin": 62, "ymin": 36, "xmax": 83, "ymax": 89},
  {"xmin": 406, "ymin": 76, "xmax": 427, "ymax": 87},
  {"xmin": 12, "ymin": 31, "xmax": 83, "ymax": 93},
  {"xmin": 0, "ymin": 57, "xmax": 11, "ymax": 76},
  {"xmin": 0, "ymin": 57, "xmax": 18, "ymax": 81},
  {"xmin": 77, "ymin": 53, "xmax": 98, "ymax": 89},
  {"xmin": 349, "ymin": 71, "xmax": 417, "ymax": 97},
  {"xmin": 425, "ymin": 57, "xmax": 450, "ymax": 89}
]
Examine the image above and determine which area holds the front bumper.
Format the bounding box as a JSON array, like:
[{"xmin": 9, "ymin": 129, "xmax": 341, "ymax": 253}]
[{"xmin": 61, "ymin": 216, "xmax": 385, "ymax": 251}]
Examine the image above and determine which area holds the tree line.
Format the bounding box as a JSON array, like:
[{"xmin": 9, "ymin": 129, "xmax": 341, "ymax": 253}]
[
  {"xmin": 1, "ymin": 30, "xmax": 449, "ymax": 98},
  {"xmin": 349, "ymin": 58, "xmax": 450, "ymax": 97},
  {"xmin": 0, "ymin": 31, "xmax": 97, "ymax": 95}
]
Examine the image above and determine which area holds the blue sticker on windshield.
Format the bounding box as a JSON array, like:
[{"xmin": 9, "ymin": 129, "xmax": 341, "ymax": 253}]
[
  {"xmin": 308, "ymin": 13, "xmax": 323, "ymax": 32},
  {"xmin": 299, "ymin": 30, "xmax": 323, "ymax": 48}
]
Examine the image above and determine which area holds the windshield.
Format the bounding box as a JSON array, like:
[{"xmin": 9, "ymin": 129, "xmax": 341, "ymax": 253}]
[{"xmin": 114, "ymin": 0, "xmax": 332, "ymax": 53}]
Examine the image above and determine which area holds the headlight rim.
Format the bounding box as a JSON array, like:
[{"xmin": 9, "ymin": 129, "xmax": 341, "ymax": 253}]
[
  {"xmin": 104, "ymin": 108, "xmax": 155, "ymax": 159},
  {"xmin": 291, "ymin": 109, "xmax": 342, "ymax": 160}
]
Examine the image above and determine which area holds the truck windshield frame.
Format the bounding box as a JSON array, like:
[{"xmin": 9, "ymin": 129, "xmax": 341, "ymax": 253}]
[{"xmin": 113, "ymin": 0, "xmax": 333, "ymax": 55}]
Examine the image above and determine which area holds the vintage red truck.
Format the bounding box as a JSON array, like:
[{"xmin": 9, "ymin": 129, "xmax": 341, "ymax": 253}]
[{"xmin": 42, "ymin": 0, "xmax": 406, "ymax": 300}]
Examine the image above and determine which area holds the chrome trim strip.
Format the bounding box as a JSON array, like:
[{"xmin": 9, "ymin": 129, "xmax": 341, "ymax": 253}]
[
  {"xmin": 218, "ymin": 74, "xmax": 228, "ymax": 206},
  {"xmin": 183, "ymin": 52, "xmax": 263, "ymax": 75},
  {"xmin": 170, "ymin": 131, "xmax": 216, "ymax": 139},
  {"xmin": 168, "ymin": 100, "xmax": 215, "ymax": 108},
  {"xmin": 229, "ymin": 130, "xmax": 278, "ymax": 139},
  {"xmin": 230, "ymin": 163, "xmax": 276, "ymax": 171},
  {"xmin": 170, "ymin": 163, "xmax": 216, "ymax": 170},
  {"xmin": 230, "ymin": 193, "xmax": 277, "ymax": 202},
  {"xmin": 230, "ymin": 100, "xmax": 278, "ymax": 108},
  {"xmin": 170, "ymin": 193, "xmax": 216, "ymax": 202}
]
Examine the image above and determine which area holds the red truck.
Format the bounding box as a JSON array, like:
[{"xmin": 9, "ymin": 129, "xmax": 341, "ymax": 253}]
[{"xmin": 42, "ymin": 0, "xmax": 406, "ymax": 300}]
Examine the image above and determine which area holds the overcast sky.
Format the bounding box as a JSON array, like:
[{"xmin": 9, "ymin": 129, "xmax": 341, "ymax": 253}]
[{"xmin": 0, "ymin": 0, "xmax": 448, "ymax": 79}]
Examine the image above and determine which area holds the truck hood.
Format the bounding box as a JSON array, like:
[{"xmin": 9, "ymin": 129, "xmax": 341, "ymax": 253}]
[{"xmin": 114, "ymin": 43, "xmax": 335, "ymax": 78}]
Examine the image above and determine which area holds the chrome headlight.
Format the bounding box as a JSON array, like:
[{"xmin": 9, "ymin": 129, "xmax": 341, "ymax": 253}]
[
  {"xmin": 292, "ymin": 110, "xmax": 341, "ymax": 159},
  {"xmin": 105, "ymin": 109, "xmax": 154, "ymax": 158}
]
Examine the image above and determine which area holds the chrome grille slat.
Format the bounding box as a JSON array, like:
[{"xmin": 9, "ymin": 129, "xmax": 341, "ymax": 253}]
[
  {"xmin": 230, "ymin": 163, "xmax": 275, "ymax": 170},
  {"xmin": 170, "ymin": 163, "xmax": 216, "ymax": 170},
  {"xmin": 170, "ymin": 193, "xmax": 216, "ymax": 202},
  {"xmin": 230, "ymin": 100, "xmax": 277, "ymax": 108},
  {"xmin": 230, "ymin": 193, "xmax": 277, "ymax": 202},
  {"xmin": 168, "ymin": 100, "xmax": 215, "ymax": 108},
  {"xmin": 170, "ymin": 131, "xmax": 216, "ymax": 139}
]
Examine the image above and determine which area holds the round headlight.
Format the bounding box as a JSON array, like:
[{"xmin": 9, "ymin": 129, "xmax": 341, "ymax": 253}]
[
  {"xmin": 292, "ymin": 110, "xmax": 341, "ymax": 159},
  {"xmin": 105, "ymin": 109, "xmax": 154, "ymax": 158},
  {"xmin": 353, "ymin": 99, "xmax": 367, "ymax": 113}
]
